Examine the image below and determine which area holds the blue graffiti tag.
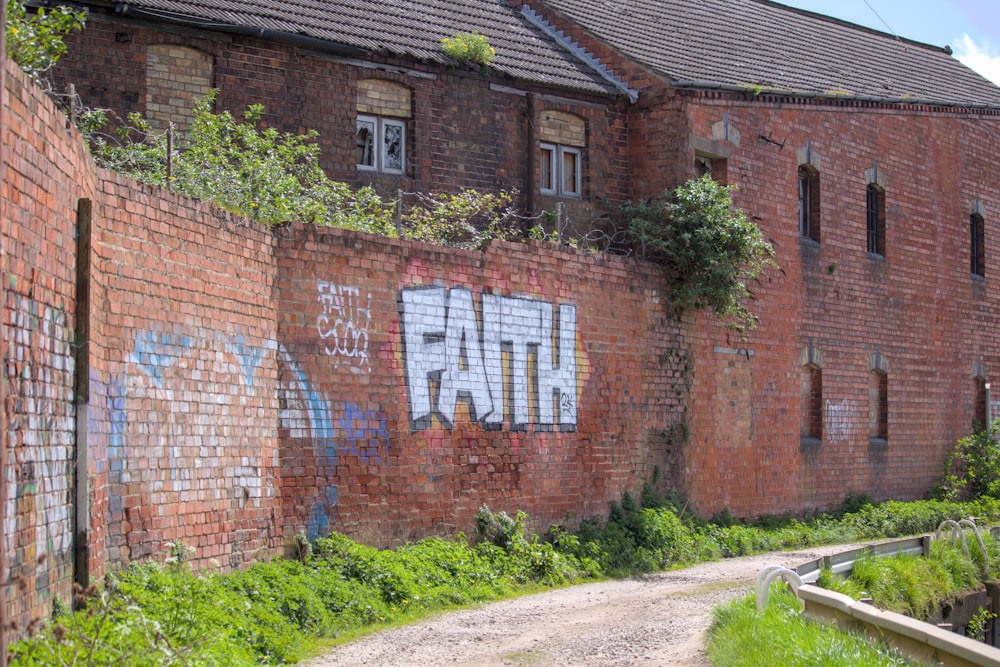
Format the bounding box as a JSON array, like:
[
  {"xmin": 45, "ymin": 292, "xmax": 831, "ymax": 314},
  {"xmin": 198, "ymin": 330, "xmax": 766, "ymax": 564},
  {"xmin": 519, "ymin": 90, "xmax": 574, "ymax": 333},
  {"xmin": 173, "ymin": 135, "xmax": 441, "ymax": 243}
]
[
  {"xmin": 128, "ymin": 331, "xmax": 192, "ymax": 387},
  {"xmin": 225, "ymin": 335, "xmax": 268, "ymax": 389},
  {"xmin": 337, "ymin": 403, "xmax": 390, "ymax": 465}
]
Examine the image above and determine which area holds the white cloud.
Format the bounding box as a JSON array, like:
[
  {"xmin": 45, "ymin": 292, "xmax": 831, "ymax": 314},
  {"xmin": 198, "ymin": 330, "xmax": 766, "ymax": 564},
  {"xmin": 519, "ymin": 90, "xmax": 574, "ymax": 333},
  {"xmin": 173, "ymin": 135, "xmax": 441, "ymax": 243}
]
[{"xmin": 953, "ymin": 34, "xmax": 1000, "ymax": 86}]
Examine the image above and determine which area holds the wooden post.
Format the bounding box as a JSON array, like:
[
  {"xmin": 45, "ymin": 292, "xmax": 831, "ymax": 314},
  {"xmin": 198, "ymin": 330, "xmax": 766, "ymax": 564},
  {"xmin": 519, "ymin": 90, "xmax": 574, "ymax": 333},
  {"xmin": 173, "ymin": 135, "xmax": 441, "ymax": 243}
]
[
  {"xmin": 395, "ymin": 189, "xmax": 403, "ymax": 238},
  {"xmin": 73, "ymin": 200, "xmax": 92, "ymax": 598},
  {"xmin": 167, "ymin": 123, "xmax": 174, "ymax": 184}
]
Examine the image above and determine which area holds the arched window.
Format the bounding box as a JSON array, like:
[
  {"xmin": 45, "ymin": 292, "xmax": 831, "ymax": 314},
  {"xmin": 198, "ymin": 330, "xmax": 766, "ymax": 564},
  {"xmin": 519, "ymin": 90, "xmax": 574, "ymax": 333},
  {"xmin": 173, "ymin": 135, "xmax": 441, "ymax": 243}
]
[
  {"xmin": 801, "ymin": 363, "xmax": 823, "ymax": 441},
  {"xmin": 538, "ymin": 110, "xmax": 585, "ymax": 198},
  {"xmin": 356, "ymin": 79, "xmax": 411, "ymax": 175},
  {"xmin": 798, "ymin": 165, "xmax": 821, "ymax": 242},
  {"xmin": 866, "ymin": 183, "xmax": 885, "ymax": 256}
]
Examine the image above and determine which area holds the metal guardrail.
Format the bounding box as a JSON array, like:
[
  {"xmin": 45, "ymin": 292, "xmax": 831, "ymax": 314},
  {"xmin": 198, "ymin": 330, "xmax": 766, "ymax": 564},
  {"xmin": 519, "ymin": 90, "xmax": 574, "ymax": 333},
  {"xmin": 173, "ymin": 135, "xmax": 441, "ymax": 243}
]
[{"xmin": 793, "ymin": 536, "xmax": 930, "ymax": 584}]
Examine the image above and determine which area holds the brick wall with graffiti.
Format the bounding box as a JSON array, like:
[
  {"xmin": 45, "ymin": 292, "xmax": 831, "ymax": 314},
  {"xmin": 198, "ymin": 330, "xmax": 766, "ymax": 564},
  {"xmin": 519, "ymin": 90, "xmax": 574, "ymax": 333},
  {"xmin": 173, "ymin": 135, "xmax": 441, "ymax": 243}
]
[
  {"xmin": 2, "ymin": 59, "xmax": 685, "ymax": 631},
  {"xmin": 2, "ymin": 60, "xmax": 97, "ymax": 632},
  {"xmin": 274, "ymin": 226, "xmax": 685, "ymax": 545},
  {"xmin": 85, "ymin": 171, "xmax": 282, "ymax": 575}
]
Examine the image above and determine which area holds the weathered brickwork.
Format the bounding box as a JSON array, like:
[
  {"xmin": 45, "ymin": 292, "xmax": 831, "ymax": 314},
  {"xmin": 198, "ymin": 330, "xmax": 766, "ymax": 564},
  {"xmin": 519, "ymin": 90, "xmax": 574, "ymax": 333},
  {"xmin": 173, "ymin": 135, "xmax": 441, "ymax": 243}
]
[
  {"xmin": 2, "ymin": 59, "xmax": 683, "ymax": 632},
  {"xmin": 357, "ymin": 79, "xmax": 411, "ymax": 118},
  {"xmin": 273, "ymin": 226, "xmax": 684, "ymax": 545},
  {"xmin": 8, "ymin": 0, "xmax": 1000, "ymax": 638},
  {"xmin": 54, "ymin": 13, "xmax": 632, "ymax": 220},
  {"xmin": 538, "ymin": 110, "xmax": 585, "ymax": 146},
  {"xmin": 676, "ymin": 93, "xmax": 1000, "ymax": 517},
  {"xmin": 87, "ymin": 173, "xmax": 281, "ymax": 571},
  {"xmin": 2, "ymin": 60, "xmax": 93, "ymax": 634},
  {"xmin": 145, "ymin": 44, "xmax": 213, "ymax": 132}
]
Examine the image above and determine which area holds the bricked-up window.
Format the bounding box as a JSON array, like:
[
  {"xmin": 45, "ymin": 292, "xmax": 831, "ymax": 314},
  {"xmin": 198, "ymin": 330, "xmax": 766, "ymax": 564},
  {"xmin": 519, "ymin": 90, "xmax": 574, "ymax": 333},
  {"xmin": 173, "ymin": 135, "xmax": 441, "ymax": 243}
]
[
  {"xmin": 869, "ymin": 369, "xmax": 888, "ymax": 442},
  {"xmin": 974, "ymin": 376, "xmax": 988, "ymax": 429},
  {"xmin": 866, "ymin": 184, "xmax": 886, "ymax": 256},
  {"xmin": 145, "ymin": 44, "xmax": 212, "ymax": 134},
  {"xmin": 800, "ymin": 363, "xmax": 822, "ymax": 441},
  {"xmin": 538, "ymin": 110, "xmax": 585, "ymax": 199},
  {"xmin": 798, "ymin": 165, "xmax": 820, "ymax": 242},
  {"xmin": 971, "ymin": 212, "xmax": 986, "ymax": 277},
  {"xmin": 356, "ymin": 115, "xmax": 405, "ymax": 174}
]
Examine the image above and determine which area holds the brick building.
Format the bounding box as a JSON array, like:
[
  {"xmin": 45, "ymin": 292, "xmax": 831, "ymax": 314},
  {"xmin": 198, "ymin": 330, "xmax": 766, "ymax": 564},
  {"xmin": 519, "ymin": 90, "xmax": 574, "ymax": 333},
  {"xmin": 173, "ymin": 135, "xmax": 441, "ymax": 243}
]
[{"xmin": 42, "ymin": 0, "xmax": 1000, "ymax": 520}]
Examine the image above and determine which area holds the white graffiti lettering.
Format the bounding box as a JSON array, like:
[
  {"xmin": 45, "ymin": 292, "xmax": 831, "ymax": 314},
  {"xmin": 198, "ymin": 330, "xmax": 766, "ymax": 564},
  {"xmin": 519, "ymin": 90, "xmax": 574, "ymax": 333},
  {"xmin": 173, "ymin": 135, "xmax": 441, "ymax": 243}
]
[
  {"xmin": 824, "ymin": 398, "xmax": 858, "ymax": 443},
  {"xmin": 400, "ymin": 287, "xmax": 577, "ymax": 431},
  {"xmin": 317, "ymin": 280, "xmax": 371, "ymax": 374}
]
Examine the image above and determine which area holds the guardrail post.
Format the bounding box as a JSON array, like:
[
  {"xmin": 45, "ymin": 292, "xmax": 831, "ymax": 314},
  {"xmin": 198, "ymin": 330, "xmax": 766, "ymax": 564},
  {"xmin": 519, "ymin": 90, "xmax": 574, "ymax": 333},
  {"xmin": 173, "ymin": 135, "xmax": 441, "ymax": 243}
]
[{"xmin": 988, "ymin": 582, "xmax": 1000, "ymax": 647}]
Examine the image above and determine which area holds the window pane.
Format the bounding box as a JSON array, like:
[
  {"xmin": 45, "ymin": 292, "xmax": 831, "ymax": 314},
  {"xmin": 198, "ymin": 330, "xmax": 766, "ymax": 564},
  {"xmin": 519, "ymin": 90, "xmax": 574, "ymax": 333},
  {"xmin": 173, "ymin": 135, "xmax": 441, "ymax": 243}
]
[
  {"xmin": 540, "ymin": 146, "xmax": 555, "ymax": 193},
  {"xmin": 562, "ymin": 149, "xmax": 579, "ymax": 195},
  {"xmin": 356, "ymin": 118, "xmax": 376, "ymax": 168},
  {"xmin": 383, "ymin": 121, "xmax": 404, "ymax": 172},
  {"xmin": 972, "ymin": 213, "xmax": 985, "ymax": 277},
  {"xmin": 798, "ymin": 174, "xmax": 809, "ymax": 237}
]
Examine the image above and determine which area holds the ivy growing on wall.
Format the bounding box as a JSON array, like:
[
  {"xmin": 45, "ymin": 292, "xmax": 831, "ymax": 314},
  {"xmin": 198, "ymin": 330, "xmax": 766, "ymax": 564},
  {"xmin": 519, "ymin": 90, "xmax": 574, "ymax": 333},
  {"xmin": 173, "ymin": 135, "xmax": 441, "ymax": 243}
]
[{"xmin": 623, "ymin": 175, "xmax": 777, "ymax": 333}]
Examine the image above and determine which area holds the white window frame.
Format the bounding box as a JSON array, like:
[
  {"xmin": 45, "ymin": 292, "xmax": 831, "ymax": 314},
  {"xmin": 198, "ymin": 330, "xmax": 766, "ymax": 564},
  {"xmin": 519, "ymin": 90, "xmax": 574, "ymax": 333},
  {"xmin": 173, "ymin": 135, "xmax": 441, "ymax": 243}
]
[
  {"xmin": 559, "ymin": 146, "xmax": 581, "ymax": 198},
  {"xmin": 539, "ymin": 142, "xmax": 582, "ymax": 198},
  {"xmin": 357, "ymin": 114, "xmax": 406, "ymax": 175},
  {"xmin": 540, "ymin": 143, "xmax": 557, "ymax": 195}
]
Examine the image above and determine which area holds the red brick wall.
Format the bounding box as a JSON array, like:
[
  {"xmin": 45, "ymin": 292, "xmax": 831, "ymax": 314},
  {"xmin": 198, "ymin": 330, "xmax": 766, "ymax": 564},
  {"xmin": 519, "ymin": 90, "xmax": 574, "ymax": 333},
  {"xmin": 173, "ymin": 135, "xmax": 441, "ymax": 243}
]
[
  {"xmin": 13, "ymin": 6, "xmax": 1000, "ymax": 633},
  {"xmin": 53, "ymin": 12, "xmax": 632, "ymax": 219},
  {"xmin": 273, "ymin": 225, "xmax": 684, "ymax": 545},
  {"xmin": 675, "ymin": 93, "xmax": 1000, "ymax": 517},
  {"xmin": 2, "ymin": 59, "xmax": 93, "ymax": 633},
  {"xmin": 86, "ymin": 174, "xmax": 281, "ymax": 571}
]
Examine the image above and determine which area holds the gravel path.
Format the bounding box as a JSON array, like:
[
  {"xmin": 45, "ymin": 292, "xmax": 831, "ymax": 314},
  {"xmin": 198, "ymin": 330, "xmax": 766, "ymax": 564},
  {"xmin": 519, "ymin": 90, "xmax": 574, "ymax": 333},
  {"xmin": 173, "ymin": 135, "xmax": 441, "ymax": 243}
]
[{"xmin": 303, "ymin": 543, "xmax": 867, "ymax": 667}]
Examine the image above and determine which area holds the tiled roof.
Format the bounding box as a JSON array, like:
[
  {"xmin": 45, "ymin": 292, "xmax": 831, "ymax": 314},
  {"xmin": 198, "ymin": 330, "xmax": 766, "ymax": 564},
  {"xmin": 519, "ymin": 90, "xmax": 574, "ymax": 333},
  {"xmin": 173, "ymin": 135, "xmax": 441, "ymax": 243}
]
[
  {"xmin": 538, "ymin": 0, "xmax": 1000, "ymax": 107},
  {"xmin": 107, "ymin": 0, "xmax": 622, "ymax": 96}
]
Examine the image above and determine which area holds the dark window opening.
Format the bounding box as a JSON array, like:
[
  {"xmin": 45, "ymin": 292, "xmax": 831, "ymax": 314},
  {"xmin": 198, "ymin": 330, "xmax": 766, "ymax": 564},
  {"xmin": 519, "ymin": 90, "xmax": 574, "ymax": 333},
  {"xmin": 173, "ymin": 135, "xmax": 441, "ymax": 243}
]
[
  {"xmin": 695, "ymin": 153, "xmax": 727, "ymax": 184},
  {"xmin": 869, "ymin": 369, "xmax": 888, "ymax": 441},
  {"xmin": 974, "ymin": 376, "xmax": 988, "ymax": 430},
  {"xmin": 866, "ymin": 184, "xmax": 885, "ymax": 256},
  {"xmin": 798, "ymin": 165, "xmax": 821, "ymax": 242},
  {"xmin": 801, "ymin": 364, "xmax": 823, "ymax": 441},
  {"xmin": 971, "ymin": 212, "xmax": 986, "ymax": 277}
]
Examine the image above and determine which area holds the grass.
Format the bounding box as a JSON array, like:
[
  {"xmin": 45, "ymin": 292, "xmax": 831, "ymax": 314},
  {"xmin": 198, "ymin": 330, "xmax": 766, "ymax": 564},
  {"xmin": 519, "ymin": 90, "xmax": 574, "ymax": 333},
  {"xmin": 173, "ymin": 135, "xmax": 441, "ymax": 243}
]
[
  {"xmin": 815, "ymin": 535, "xmax": 998, "ymax": 619},
  {"xmin": 707, "ymin": 587, "xmax": 926, "ymax": 667},
  {"xmin": 12, "ymin": 496, "xmax": 1000, "ymax": 665}
]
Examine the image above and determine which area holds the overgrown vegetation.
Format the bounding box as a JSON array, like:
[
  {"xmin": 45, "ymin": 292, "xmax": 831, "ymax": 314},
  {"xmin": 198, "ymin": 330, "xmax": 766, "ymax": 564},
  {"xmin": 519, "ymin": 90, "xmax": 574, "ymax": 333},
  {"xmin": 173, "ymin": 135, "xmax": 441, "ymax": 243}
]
[
  {"xmin": 936, "ymin": 420, "xmax": 1000, "ymax": 501},
  {"xmin": 4, "ymin": 0, "xmax": 86, "ymax": 81},
  {"xmin": 816, "ymin": 538, "xmax": 991, "ymax": 620},
  {"xmin": 79, "ymin": 94, "xmax": 529, "ymax": 248},
  {"xmin": 441, "ymin": 30, "xmax": 495, "ymax": 66},
  {"xmin": 623, "ymin": 176, "xmax": 777, "ymax": 333},
  {"xmin": 707, "ymin": 586, "xmax": 922, "ymax": 667},
  {"xmin": 15, "ymin": 494, "xmax": 1000, "ymax": 665}
]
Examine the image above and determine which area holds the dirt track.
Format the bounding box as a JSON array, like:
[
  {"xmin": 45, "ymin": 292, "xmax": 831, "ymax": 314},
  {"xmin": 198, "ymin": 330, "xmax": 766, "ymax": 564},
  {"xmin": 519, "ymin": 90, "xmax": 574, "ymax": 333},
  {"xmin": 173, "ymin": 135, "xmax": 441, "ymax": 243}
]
[{"xmin": 303, "ymin": 543, "xmax": 866, "ymax": 667}]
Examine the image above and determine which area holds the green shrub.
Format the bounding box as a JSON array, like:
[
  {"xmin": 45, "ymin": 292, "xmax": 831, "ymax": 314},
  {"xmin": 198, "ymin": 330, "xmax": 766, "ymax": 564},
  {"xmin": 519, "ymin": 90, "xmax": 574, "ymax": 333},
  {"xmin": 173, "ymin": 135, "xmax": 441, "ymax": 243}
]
[
  {"xmin": 624, "ymin": 175, "xmax": 777, "ymax": 333},
  {"xmin": 937, "ymin": 421, "xmax": 1000, "ymax": 501},
  {"xmin": 5, "ymin": 0, "xmax": 86, "ymax": 80}
]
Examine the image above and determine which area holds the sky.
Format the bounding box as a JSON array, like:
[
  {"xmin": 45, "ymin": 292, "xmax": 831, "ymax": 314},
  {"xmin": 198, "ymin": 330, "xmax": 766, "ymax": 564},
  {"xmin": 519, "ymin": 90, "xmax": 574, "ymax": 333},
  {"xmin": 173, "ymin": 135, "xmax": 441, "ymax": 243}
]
[{"xmin": 777, "ymin": 0, "xmax": 1000, "ymax": 84}]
